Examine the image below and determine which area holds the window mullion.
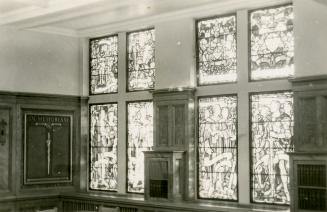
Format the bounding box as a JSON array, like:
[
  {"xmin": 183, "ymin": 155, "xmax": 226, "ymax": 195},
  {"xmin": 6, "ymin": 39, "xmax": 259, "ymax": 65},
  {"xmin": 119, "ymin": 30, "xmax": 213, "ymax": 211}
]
[
  {"xmin": 117, "ymin": 32, "xmax": 127, "ymax": 193},
  {"xmin": 236, "ymin": 9, "xmax": 251, "ymax": 205}
]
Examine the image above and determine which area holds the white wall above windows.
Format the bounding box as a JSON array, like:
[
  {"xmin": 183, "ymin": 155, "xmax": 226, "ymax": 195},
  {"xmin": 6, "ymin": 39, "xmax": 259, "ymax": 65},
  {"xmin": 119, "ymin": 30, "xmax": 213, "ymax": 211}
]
[
  {"xmin": 294, "ymin": 0, "xmax": 327, "ymax": 77},
  {"xmin": 0, "ymin": 26, "xmax": 80, "ymax": 95}
]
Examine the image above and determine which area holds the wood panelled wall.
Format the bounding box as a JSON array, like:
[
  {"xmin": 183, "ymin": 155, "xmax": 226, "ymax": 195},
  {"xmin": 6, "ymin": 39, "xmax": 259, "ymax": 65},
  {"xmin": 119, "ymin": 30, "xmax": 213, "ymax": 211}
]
[{"xmin": 0, "ymin": 92, "xmax": 87, "ymax": 207}]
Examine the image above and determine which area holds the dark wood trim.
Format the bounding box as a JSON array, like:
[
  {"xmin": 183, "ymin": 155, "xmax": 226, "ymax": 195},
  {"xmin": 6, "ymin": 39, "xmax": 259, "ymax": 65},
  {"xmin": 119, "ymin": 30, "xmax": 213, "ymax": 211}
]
[
  {"xmin": 288, "ymin": 151, "xmax": 327, "ymax": 155},
  {"xmin": 290, "ymin": 75, "xmax": 327, "ymax": 93},
  {"xmin": 289, "ymin": 75, "xmax": 327, "ymax": 83},
  {"xmin": 0, "ymin": 90, "xmax": 87, "ymax": 99}
]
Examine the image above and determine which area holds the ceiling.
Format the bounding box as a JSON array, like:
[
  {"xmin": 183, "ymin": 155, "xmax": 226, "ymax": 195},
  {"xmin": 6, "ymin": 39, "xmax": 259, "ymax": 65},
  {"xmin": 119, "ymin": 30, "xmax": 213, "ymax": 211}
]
[{"xmin": 0, "ymin": 0, "xmax": 291, "ymax": 37}]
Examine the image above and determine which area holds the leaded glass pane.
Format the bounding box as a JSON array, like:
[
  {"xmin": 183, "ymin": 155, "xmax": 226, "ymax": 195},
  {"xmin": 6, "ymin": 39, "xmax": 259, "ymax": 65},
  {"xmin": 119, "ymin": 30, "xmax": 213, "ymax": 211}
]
[
  {"xmin": 127, "ymin": 29, "xmax": 155, "ymax": 91},
  {"xmin": 250, "ymin": 92, "xmax": 293, "ymax": 204},
  {"xmin": 198, "ymin": 96, "xmax": 238, "ymax": 200},
  {"xmin": 90, "ymin": 35, "xmax": 118, "ymax": 94},
  {"xmin": 127, "ymin": 101, "xmax": 153, "ymax": 193},
  {"xmin": 197, "ymin": 15, "xmax": 237, "ymax": 85},
  {"xmin": 250, "ymin": 5, "xmax": 294, "ymax": 80},
  {"xmin": 89, "ymin": 103, "xmax": 118, "ymax": 191}
]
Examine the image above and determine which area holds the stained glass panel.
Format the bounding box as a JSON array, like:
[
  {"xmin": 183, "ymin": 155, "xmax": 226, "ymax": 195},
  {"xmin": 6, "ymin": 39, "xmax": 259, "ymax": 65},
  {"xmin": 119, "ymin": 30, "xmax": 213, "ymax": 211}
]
[
  {"xmin": 250, "ymin": 5, "xmax": 294, "ymax": 80},
  {"xmin": 89, "ymin": 103, "xmax": 118, "ymax": 191},
  {"xmin": 127, "ymin": 101, "xmax": 153, "ymax": 193},
  {"xmin": 250, "ymin": 92, "xmax": 293, "ymax": 204},
  {"xmin": 90, "ymin": 35, "xmax": 118, "ymax": 94},
  {"xmin": 127, "ymin": 29, "xmax": 155, "ymax": 91},
  {"xmin": 197, "ymin": 15, "xmax": 237, "ymax": 85},
  {"xmin": 198, "ymin": 96, "xmax": 238, "ymax": 200}
]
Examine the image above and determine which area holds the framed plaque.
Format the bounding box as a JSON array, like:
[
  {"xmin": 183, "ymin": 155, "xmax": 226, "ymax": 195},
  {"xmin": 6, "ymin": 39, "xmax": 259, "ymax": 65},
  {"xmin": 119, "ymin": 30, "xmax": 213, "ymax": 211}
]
[{"xmin": 23, "ymin": 112, "xmax": 73, "ymax": 185}]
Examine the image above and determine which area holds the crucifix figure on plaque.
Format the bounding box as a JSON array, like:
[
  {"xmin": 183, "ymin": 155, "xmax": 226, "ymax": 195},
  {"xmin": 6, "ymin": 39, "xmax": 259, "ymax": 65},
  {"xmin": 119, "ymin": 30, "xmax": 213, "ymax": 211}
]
[{"xmin": 35, "ymin": 122, "xmax": 62, "ymax": 176}]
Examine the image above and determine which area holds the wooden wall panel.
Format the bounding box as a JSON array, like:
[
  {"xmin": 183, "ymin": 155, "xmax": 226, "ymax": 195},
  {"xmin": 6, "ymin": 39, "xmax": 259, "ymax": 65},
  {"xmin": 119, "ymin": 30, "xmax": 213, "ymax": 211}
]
[
  {"xmin": 0, "ymin": 107, "xmax": 11, "ymax": 193},
  {"xmin": 0, "ymin": 105, "xmax": 12, "ymax": 194},
  {"xmin": 157, "ymin": 105, "xmax": 169, "ymax": 146},
  {"xmin": 0, "ymin": 91, "xmax": 87, "ymax": 197},
  {"xmin": 173, "ymin": 104, "xmax": 185, "ymax": 146}
]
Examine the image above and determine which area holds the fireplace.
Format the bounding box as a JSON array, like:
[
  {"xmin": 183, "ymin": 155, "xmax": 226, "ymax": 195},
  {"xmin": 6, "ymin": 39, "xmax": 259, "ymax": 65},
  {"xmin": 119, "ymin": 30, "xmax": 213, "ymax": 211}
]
[{"xmin": 144, "ymin": 88, "xmax": 195, "ymax": 201}]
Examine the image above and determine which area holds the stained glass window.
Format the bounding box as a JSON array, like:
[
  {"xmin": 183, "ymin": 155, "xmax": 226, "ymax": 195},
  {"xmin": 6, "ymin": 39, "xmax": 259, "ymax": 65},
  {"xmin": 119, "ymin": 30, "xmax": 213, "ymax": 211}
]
[
  {"xmin": 89, "ymin": 103, "xmax": 118, "ymax": 191},
  {"xmin": 198, "ymin": 96, "xmax": 238, "ymax": 200},
  {"xmin": 127, "ymin": 101, "xmax": 153, "ymax": 193},
  {"xmin": 197, "ymin": 15, "xmax": 237, "ymax": 85},
  {"xmin": 127, "ymin": 29, "xmax": 155, "ymax": 91},
  {"xmin": 250, "ymin": 5, "xmax": 294, "ymax": 80},
  {"xmin": 90, "ymin": 35, "xmax": 118, "ymax": 94},
  {"xmin": 250, "ymin": 92, "xmax": 293, "ymax": 204}
]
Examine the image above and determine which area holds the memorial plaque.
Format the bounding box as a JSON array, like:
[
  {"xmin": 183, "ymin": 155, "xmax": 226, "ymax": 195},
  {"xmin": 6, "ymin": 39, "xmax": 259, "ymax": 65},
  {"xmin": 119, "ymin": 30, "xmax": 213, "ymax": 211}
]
[{"xmin": 24, "ymin": 112, "xmax": 72, "ymax": 184}]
